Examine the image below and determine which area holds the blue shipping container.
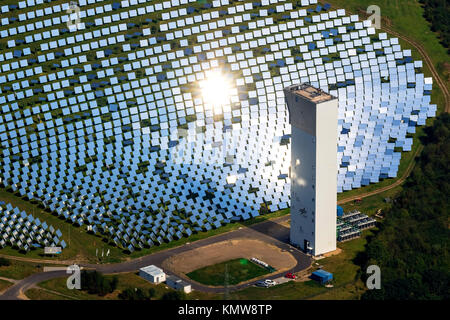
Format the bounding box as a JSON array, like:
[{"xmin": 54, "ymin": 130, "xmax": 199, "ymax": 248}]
[
  {"xmin": 311, "ymin": 270, "xmax": 333, "ymax": 284},
  {"xmin": 337, "ymin": 206, "xmax": 344, "ymax": 217}
]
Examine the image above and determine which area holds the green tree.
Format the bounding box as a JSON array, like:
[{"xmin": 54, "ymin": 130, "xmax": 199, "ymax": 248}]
[
  {"xmin": 148, "ymin": 287, "xmax": 156, "ymax": 299},
  {"xmin": 360, "ymin": 114, "xmax": 450, "ymax": 300},
  {"xmin": 0, "ymin": 257, "xmax": 10, "ymax": 267},
  {"xmin": 160, "ymin": 291, "xmax": 186, "ymax": 300}
]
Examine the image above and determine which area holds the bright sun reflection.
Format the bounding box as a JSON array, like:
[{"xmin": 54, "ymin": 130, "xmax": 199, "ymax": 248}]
[{"xmin": 200, "ymin": 70, "xmax": 232, "ymax": 108}]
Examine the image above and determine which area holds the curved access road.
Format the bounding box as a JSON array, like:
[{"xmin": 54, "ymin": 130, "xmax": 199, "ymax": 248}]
[{"xmin": 0, "ymin": 215, "xmax": 312, "ymax": 300}]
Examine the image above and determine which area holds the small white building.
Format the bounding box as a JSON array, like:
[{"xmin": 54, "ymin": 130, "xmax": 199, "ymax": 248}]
[
  {"xmin": 166, "ymin": 275, "xmax": 192, "ymax": 294},
  {"xmin": 139, "ymin": 265, "xmax": 166, "ymax": 284}
]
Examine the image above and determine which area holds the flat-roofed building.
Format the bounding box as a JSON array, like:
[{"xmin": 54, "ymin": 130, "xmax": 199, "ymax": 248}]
[
  {"xmin": 139, "ymin": 265, "xmax": 166, "ymax": 284},
  {"xmin": 166, "ymin": 275, "xmax": 192, "ymax": 293}
]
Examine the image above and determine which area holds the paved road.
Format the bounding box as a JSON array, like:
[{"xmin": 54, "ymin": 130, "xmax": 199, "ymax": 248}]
[{"xmin": 0, "ymin": 215, "xmax": 311, "ymax": 299}]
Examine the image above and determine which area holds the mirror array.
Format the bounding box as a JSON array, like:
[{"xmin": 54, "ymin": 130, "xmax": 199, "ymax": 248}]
[
  {"xmin": 0, "ymin": 0, "xmax": 435, "ymax": 251},
  {"xmin": 0, "ymin": 202, "xmax": 65, "ymax": 251}
]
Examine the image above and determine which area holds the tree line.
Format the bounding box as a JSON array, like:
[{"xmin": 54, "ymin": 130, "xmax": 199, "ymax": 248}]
[
  {"xmin": 419, "ymin": 0, "xmax": 450, "ymax": 52},
  {"xmin": 360, "ymin": 113, "xmax": 450, "ymax": 299},
  {"xmin": 79, "ymin": 270, "xmax": 186, "ymax": 300}
]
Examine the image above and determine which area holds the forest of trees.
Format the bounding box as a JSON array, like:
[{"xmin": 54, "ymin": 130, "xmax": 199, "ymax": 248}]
[
  {"xmin": 419, "ymin": 0, "xmax": 450, "ymax": 51},
  {"xmin": 118, "ymin": 287, "xmax": 156, "ymax": 300},
  {"xmin": 360, "ymin": 113, "xmax": 450, "ymax": 299},
  {"xmin": 0, "ymin": 257, "xmax": 10, "ymax": 267},
  {"xmin": 80, "ymin": 270, "xmax": 118, "ymax": 296},
  {"xmin": 118, "ymin": 287, "xmax": 186, "ymax": 300}
]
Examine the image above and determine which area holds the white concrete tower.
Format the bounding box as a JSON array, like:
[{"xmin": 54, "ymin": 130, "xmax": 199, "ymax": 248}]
[{"xmin": 284, "ymin": 83, "xmax": 338, "ymax": 256}]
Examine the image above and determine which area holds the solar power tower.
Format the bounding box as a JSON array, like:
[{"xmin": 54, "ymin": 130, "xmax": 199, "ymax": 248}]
[{"xmin": 284, "ymin": 83, "xmax": 338, "ymax": 256}]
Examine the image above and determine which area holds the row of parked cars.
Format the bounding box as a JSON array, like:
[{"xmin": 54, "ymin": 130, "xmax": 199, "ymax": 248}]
[{"xmin": 255, "ymin": 273, "xmax": 297, "ymax": 288}]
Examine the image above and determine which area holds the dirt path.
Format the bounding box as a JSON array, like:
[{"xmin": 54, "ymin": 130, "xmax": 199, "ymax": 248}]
[
  {"xmin": 0, "ymin": 254, "xmax": 72, "ymax": 266},
  {"xmin": 27, "ymin": 286, "xmax": 78, "ymax": 300},
  {"xmin": 0, "ymin": 276, "xmax": 17, "ymax": 283}
]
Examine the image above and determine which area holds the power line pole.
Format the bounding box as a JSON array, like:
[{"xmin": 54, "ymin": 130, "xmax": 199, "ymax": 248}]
[{"xmin": 224, "ymin": 263, "xmax": 229, "ymax": 300}]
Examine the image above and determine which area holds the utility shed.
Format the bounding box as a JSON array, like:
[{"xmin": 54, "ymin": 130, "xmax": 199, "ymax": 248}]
[
  {"xmin": 166, "ymin": 275, "xmax": 192, "ymax": 293},
  {"xmin": 139, "ymin": 265, "xmax": 166, "ymax": 284},
  {"xmin": 337, "ymin": 206, "xmax": 344, "ymax": 217},
  {"xmin": 311, "ymin": 270, "xmax": 333, "ymax": 284}
]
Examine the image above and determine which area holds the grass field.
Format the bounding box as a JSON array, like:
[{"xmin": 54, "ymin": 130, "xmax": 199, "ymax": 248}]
[
  {"xmin": 0, "ymin": 279, "xmax": 13, "ymax": 293},
  {"xmin": 186, "ymin": 258, "xmax": 270, "ymax": 286},
  {"xmin": 226, "ymin": 186, "xmax": 401, "ymax": 300},
  {"xmin": 25, "ymin": 288, "xmax": 73, "ymax": 300},
  {"xmin": 340, "ymin": 185, "xmax": 402, "ymax": 217},
  {"xmin": 28, "ymin": 271, "xmax": 217, "ymax": 300},
  {"xmin": 0, "ymin": 259, "xmax": 47, "ymax": 280}
]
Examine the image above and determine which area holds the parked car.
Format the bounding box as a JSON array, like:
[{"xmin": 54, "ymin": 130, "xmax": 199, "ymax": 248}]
[
  {"xmin": 285, "ymin": 272, "xmax": 296, "ymax": 279},
  {"xmin": 255, "ymin": 280, "xmax": 269, "ymax": 288},
  {"xmin": 264, "ymin": 279, "xmax": 277, "ymax": 286}
]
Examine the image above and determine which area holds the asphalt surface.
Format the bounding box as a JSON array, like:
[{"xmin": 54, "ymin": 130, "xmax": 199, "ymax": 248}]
[{"xmin": 0, "ymin": 215, "xmax": 312, "ymax": 299}]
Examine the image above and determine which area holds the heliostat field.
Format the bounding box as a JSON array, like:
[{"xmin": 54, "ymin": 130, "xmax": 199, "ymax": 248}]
[{"xmin": 0, "ymin": 0, "xmax": 435, "ymax": 251}]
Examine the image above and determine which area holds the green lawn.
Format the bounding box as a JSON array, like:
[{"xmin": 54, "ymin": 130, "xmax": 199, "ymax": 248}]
[
  {"xmin": 25, "ymin": 288, "xmax": 73, "ymax": 301},
  {"xmin": 340, "ymin": 185, "xmax": 403, "ymax": 217},
  {"xmin": 27, "ymin": 228, "xmax": 374, "ymax": 300},
  {"xmin": 0, "ymin": 259, "xmax": 46, "ymax": 280},
  {"xmin": 308, "ymin": 279, "xmax": 367, "ymax": 300},
  {"xmin": 0, "ymin": 279, "xmax": 13, "ymax": 293},
  {"xmin": 187, "ymin": 258, "xmax": 270, "ymax": 286}
]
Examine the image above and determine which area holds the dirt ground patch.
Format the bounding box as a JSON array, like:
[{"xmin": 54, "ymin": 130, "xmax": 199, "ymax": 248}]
[
  {"xmin": 162, "ymin": 238, "xmax": 297, "ymax": 275},
  {"xmin": 279, "ymin": 218, "xmax": 291, "ymax": 228},
  {"xmin": 322, "ymin": 248, "xmax": 342, "ymax": 258}
]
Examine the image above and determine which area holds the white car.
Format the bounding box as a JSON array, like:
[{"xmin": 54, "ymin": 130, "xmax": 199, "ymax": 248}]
[
  {"xmin": 255, "ymin": 280, "xmax": 269, "ymax": 288},
  {"xmin": 264, "ymin": 279, "xmax": 277, "ymax": 287}
]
